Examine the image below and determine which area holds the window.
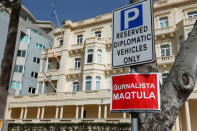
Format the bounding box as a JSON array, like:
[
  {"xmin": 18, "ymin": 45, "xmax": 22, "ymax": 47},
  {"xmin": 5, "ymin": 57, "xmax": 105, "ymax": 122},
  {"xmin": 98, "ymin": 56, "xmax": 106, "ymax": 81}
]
[
  {"xmin": 87, "ymin": 49, "xmax": 93, "ymax": 63},
  {"xmin": 17, "ymin": 50, "xmax": 26, "ymax": 57},
  {"xmin": 60, "ymin": 39, "xmax": 63, "ymax": 46},
  {"xmin": 11, "ymin": 81, "xmax": 21, "ymax": 89},
  {"xmin": 85, "ymin": 76, "xmax": 92, "ymax": 91},
  {"xmin": 83, "ymin": 110, "xmax": 87, "ymax": 118},
  {"xmin": 96, "ymin": 76, "xmax": 101, "ymax": 90},
  {"xmin": 159, "ymin": 17, "xmax": 168, "ymax": 28},
  {"xmin": 97, "ymin": 49, "xmax": 102, "ymax": 64},
  {"xmin": 162, "ymin": 73, "xmax": 168, "ymax": 84},
  {"xmin": 36, "ymin": 43, "xmax": 45, "ymax": 50},
  {"xmin": 77, "ymin": 35, "xmax": 83, "ymax": 44},
  {"xmin": 75, "ymin": 58, "xmax": 81, "ymax": 68},
  {"xmin": 33, "ymin": 57, "xmax": 40, "ymax": 64},
  {"xmin": 188, "ymin": 11, "xmax": 197, "ymax": 18},
  {"xmin": 48, "ymin": 63, "xmax": 51, "ymax": 70},
  {"xmin": 31, "ymin": 72, "xmax": 38, "ymax": 79},
  {"xmin": 73, "ymin": 82, "xmax": 79, "ymax": 92},
  {"xmin": 95, "ymin": 31, "xmax": 101, "ymax": 37},
  {"xmin": 160, "ymin": 44, "xmax": 170, "ymax": 57},
  {"xmin": 28, "ymin": 87, "xmax": 36, "ymax": 94},
  {"xmin": 20, "ymin": 32, "xmax": 29, "ymax": 43},
  {"xmin": 14, "ymin": 65, "xmax": 23, "ymax": 73}
]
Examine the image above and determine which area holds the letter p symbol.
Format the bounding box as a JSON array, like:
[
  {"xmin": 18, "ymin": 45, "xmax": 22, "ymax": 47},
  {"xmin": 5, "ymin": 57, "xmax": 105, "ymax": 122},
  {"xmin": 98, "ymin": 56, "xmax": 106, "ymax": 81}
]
[{"xmin": 121, "ymin": 4, "xmax": 143, "ymax": 31}]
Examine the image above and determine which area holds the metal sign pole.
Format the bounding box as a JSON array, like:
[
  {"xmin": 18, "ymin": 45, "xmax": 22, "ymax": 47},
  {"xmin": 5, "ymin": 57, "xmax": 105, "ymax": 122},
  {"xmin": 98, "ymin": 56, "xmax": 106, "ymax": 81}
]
[
  {"xmin": 131, "ymin": 112, "xmax": 138, "ymax": 131},
  {"xmin": 130, "ymin": 66, "xmax": 138, "ymax": 131}
]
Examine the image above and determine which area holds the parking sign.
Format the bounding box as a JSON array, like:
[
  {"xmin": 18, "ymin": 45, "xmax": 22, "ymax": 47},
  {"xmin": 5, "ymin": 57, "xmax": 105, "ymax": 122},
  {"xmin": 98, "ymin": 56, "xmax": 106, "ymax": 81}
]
[{"xmin": 112, "ymin": 0, "xmax": 155, "ymax": 68}]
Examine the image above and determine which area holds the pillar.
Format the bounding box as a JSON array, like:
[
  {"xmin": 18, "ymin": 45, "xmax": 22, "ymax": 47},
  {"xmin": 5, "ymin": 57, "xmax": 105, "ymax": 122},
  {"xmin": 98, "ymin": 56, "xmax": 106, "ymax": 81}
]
[
  {"xmin": 20, "ymin": 108, "xmax": 24, "ymax": 119},
  {"xmin": 60, "ymin": 106, "xmax": 63, "ymax": 119},
  {"xmin": 8, "ymin": 108, "xmax": 12, "ymax": 119},
  {"xmin": 55, "ymin": 106, "xmax": 59, "ymax": 119},
  {"xmin": 81, "ymin": 105, "xmax": 84, "ymax": 119},
  {"xmin": 37, "ymin": 107, "xmax": 40, "ymax": 119},
  {"xmin": 36, "ymin": 83, "xmax": 39, "ymax": 94},
  {"xmin": 40, "ymin": 59, "xmax": 43, "ymax": 72},
  {"xmin": 175, "ymin": 115, "xmax": 180, "ymax": 131},
  {"xmin": 24, "ymin": 108, "xmax": 27, "ymax": 119},
  {"xmin": 45, "ymin": 58, "xmax": 48, "ymax": 72},
  {"xmin": 185, "ymin": 101, "xmax": 191, "ymax": 131},
  {"xmin": 123, "ymin": 113, "xmax": 126, "ymax": 119},
  {"xmin": 41, "ymin": 81, "xmax": 45, "ymax": 94},
  {"xmin": 76, "ymin": 106, "xmax": 79, "ymax": 119},
  {"xmin": 104, "ymin": 105, "xmax": 107, "ymax": 119},
  {"xmin": 41, "ymin": 107, "xmax": 45, "ymax": 119},
  {"xmin": 98, "ymin": 105, "xmax": 101, "ymax": 119}
]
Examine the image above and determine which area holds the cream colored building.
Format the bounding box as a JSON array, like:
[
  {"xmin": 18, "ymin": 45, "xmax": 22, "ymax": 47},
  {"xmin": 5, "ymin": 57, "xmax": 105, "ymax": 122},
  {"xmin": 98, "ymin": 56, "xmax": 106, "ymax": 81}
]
[{"xmin": 5, "ymin": 0, "xmax": 197, "ymax": 130}]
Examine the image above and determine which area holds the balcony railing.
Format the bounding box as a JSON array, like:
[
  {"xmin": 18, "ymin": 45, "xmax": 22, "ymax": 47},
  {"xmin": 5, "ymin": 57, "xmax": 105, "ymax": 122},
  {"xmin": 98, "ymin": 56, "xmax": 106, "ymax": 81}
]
[
  {"xmin": 85, "ymin": 37, "xmax": 107, "ymax": 45},
  {"xmin": 157, "ymin": 55, "xmax": 175, "ymax": 64},
  {"xmin": 38, "ymin": 69, "xmax": 59, "ymax": 79},
  {"xmin": 154, "ymin": 0, "xmax": 185, "ymax": 8},
  {"xmin": 155, "ymin": 26, "xmax": 175, "ymax": 36},
  {"xmin": 184, "ymin": 17, "xmax": 197, "ymax": 26},
  {"xmin": 7, "ymin": 118, "xmax": 130, "ymax": 123},
  {"xmin": 67, "ymin": 67, "xmax": 81, "ymax": 75}
]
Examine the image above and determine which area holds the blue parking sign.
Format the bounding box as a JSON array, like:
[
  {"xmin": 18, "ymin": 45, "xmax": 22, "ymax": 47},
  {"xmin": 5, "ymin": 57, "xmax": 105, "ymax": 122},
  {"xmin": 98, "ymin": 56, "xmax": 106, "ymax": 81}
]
[
  {"xmin": 112, "ymin": 0, "xmax": 155, "ymax": 68},
  {"xmin": 121, "ymin": 4, "xmax": 143, "ymax": 31}
]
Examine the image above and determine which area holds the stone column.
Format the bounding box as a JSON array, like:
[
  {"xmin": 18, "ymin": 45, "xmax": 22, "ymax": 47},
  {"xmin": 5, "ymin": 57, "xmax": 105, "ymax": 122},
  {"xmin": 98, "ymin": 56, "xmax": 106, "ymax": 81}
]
[
  {"xmin": 36, "ymin": 83, "xmax": 39, "ymax": 94},
  {"xmin": 76, "ymin": 106, "xmax": 79, "ymax": 119},
  {"xmin": 41, "ymin": 81, "xmax": 45, "ymax": 94},
  {"xmin": 60, "ymin": 106, "xmax": 64, "ymax": 119},
  {"xmin": 37, "ymin": 107, "xmax": 40, "ymax": 119},
  {"xmin": 8, "ymin": 108, "xmax": 12, "ymax": 119},
  {"xmin": 55, "ymin": 106, "xmax": 59, "ymax": 119},
  {"xmin": 41, "ymin": 107, "xmax": 45, "ymax": 119},
  {"xmin": 175, "ymin": 115, "xmax": 180, "ymax": 131},
  {"xmin": 45, "ymin": 58, "xmax": 48, "ymax": 72},
  {"xmin": 123, "ymin": 113, "xmax": 126, "ymax": 119},
  {"xmin": 24, "ymin": 108, "xmax": 27, "ymax": 119},
  {"xmin": 98, "ymin": 105, "xmax": 101, "ymax": 119},
  {"xmin": 104, "ymin": 105, "xmax": 107, "ymax": 119},
  {"xmin": 20, "ymin": 108, "xmax": 24, "ymax": 119},
  {"xmin": 40, "ymin": 59, "xmax": 43, "ymax": 72},
  {"xmin": 81, "ymin": 105, "xmax": 84, "ymax": 119},
  {"xmin": 185, "ymin": 101, "xmax": 191, "ymax": 131}
]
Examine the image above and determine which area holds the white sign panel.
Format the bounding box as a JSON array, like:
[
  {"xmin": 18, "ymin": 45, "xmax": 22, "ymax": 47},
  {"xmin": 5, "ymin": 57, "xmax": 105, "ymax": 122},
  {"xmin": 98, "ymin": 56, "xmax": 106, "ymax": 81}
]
[{"xmin": 112, "ymin": 0, "xmax": 155, "ymax": 68}]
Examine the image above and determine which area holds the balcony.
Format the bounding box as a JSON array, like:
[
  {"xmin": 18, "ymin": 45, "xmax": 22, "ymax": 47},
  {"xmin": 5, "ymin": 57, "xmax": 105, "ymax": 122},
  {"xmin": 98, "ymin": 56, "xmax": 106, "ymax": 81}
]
[
  {"xmin": 67, "ymin": 68, "xmax": 81, "ymax": 78},
  {"xmin": 41, "ymin": 46, "xmax": 63, "ymax": 58},
  {"xmin": 184, "ymin": 17, "xmax": 197, "ymax": 26},
  {"xmin": 157, "ymin": 55, "xmax": 175, "ymax": 65},
  {"xmin": 7, "ymin": 90, "xmax": 111, "ymax": 107},
  {"xmin": 85, "ymin": 37, "xmax": 107, "ymax": 45},
  {"xmin": 154, "ymin": 0, "xmax": 186, "ymax": 9},
  {"xmin": 155, "ymin": 26, "xmax": 175, "ymax": 37},
  {"xmin": 69, "ymin": 44, "xmax": 84, "ymax": 56},
  {"xmin": 38, "ymin": 69, "xmax": 59, "ymax": 81}
]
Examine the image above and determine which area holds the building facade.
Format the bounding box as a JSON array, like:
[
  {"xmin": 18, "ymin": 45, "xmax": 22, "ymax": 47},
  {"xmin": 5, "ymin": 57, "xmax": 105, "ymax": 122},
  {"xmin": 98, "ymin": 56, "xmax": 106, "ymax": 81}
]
[
  {"xmin": 5, "ymin": 0, "xmax": 197, "ymax": 130},
  {"xmin": 0, "ymin": 6, "xmax": 56, "ymax": 96}
]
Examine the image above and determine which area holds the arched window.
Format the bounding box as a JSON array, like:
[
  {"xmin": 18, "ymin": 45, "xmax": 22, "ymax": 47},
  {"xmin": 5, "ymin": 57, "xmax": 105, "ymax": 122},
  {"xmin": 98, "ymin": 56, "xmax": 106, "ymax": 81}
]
[
  {"xmin": 87, "ymin": 49, "xmax": 93, "ymax": 63},
  {"xmin": 97, "ymin": 49, "xmax": 102, "ymax": 64},
  {"xmin": 96, "ymin": 76, "xmax": 101, "ymax": 90},
  {"xmin": 85, "ymin": 76, "xmax": 92, "ymax": 91},
  {"xmin": 73, "ymin": 82, "xmax": 79, "ymax": 92}
]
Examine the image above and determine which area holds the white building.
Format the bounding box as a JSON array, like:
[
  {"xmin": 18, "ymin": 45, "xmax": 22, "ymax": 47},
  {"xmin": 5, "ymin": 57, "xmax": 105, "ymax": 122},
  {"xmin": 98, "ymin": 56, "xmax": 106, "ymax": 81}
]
[{"xmin": 5, "ymin": 0, "xmax": 197, "ymax": 130}]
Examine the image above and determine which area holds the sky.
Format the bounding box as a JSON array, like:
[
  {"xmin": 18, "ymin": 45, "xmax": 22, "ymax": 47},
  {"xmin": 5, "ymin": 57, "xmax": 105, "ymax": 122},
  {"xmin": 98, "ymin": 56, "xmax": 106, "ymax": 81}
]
[{"xmin": 22, "ymin": 0, "xmax": 130, "ymax": 27}]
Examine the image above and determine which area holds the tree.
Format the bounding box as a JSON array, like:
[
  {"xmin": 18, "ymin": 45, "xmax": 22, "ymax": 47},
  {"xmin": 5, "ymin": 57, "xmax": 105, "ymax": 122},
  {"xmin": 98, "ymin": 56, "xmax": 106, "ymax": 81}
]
[
  {"xmin": 129, "ymin": 0, "xmax": 197, "ymax": 130},
  {"xmin": 0, "ymin": 0, "xmax": 21, "ymax": 130}
]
